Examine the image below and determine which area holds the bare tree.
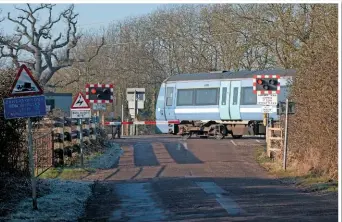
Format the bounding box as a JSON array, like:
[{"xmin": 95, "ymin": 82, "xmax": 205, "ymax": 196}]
[{"xmin": 0, "ymin": 3, "xmax": 104, "ymax": 86}]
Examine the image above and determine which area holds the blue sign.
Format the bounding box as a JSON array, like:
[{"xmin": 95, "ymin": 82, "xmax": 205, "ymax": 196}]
[{"xmin": 3, "ymin": 95, "xmax": 47, "ymax": 119}]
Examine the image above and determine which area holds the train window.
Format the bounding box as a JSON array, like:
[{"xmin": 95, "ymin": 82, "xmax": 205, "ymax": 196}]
[
  {"xmin": 232, "ymin": 87, "xmax": 239, "ymax": 105},
  {"xmin": 240, "ymin": 87, "xmax": 257, "ymax": 105},
  {"xmin": 221, "ymin": 87, "xmax": 227, "ymax": 105},
  {"xmin": 177, "ymin": 89, "xmax": 194, "ymax": 106},
  {"xmin": 166, "ymin": 87, "xmax": 174, "ymax": 106},
  {"xmin": 195, "ymin": 88, "xmax": 219, "ymax": 105}
]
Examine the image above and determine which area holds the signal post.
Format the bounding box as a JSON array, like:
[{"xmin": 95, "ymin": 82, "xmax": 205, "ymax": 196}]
[
  {"xmin": 253, "ymin": 74, "xmax": 280, "ymax": 146},
  {"xmin": 86, "ymin": 84, "xmax": 114, "ymax": 138}
]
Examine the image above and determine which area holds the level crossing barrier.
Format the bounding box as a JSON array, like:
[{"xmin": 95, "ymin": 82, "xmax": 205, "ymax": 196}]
[{"xmin": 104, "ymin": 120, "xmax": 180, "ymax": 126}]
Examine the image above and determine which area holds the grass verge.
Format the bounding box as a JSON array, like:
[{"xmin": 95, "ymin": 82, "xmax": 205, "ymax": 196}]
[
  {"xmin": 38, "ymin": 167, "xmax": 96, "ymax": 180},
  {"xmin": 255, "ymin": 146, "xmax": 338, "ymax": 193}
]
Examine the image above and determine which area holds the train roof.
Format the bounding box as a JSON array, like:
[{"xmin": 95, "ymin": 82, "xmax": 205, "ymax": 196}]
[{"xmin": 165, "ymin": 69, "xmax": 296, "ymax": 82}]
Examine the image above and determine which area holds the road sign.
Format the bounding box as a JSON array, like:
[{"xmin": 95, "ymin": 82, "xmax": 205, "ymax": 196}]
[
  {"xmin": 71, "ymin": 109, "xmax": 91, "ymax": 119},
  {"xmin": 262, "ymin": 105, "xmax": 273, "ymax": 113},
  {"xmin": 9, "ymin": 64, "xmax": 44, "ymax": 97},
  {"xmin": 3, "ymin": 95, "xmax": 47, "ymax": 119},
  {"xmin": 257, "ymin": 94, "xmax": 278, "ymax": 106},
  {"xmin": 93, "ymin": 103, "xmax": 106, "ymax": 110},
  {"xmin": 70, "ymin": 92, "xmax": 91, "ymax": 119},
  {"xmin": 71, "ymin": 92, "xmax": 90, "ymax": 109}
]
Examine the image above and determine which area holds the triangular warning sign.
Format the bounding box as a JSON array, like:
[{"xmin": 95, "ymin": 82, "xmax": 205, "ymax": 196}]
[
  {"xmin": 10, "ymin": 64, "xmax": 44, "ymax": 97},
  {"xmin": 71, "ymin": 92, "xmax": 90, "ymax": 109}
]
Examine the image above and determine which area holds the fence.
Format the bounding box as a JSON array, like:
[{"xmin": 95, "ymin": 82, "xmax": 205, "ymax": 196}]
[
  {"xmin": 266, "ymin": 127, "xmax": 283, "ymax": 158},
  {"xmin": 33, "ymin": 131, "xmax": 53, "ymax": 177}
]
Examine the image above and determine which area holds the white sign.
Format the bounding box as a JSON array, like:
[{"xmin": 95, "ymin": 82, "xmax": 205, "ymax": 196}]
[
  {"xmin": 71, "ymin": 109, "xmax": 91, "ymax": 119},
  {"xmin": 93, "ymin": 103, "xmax": 106, "ymax": 110},
  {"xmin": 262, "ymin": 106, "xmax": 273, "ymax": 113},
  {"xmin": 257, "ymin": 94, "xmax": 278, "ymax": 106}
]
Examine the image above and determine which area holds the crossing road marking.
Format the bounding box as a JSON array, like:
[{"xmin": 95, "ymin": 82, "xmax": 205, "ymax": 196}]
[
  {"xmin": 196, "ymin": 182, "xmax": 243, "ymax": 216},
  {"xmin": 231, "ymin": 140, "xmax": 237, "ymax": 146}
]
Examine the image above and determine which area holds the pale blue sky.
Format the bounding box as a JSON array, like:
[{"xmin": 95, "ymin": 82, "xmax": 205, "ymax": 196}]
[{"xmin": 0, "ymin": 3, "xmax": 183, "ymax": 35}]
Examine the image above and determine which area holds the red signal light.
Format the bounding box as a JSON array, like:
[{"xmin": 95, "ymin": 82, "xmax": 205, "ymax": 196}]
[
  {"xmin": 257, "ymin": 79, "xmax": 263, "ymax": 85},
  {"xmin": 91, "ymin": 89, "xmax": 96, "ymax": 94}
]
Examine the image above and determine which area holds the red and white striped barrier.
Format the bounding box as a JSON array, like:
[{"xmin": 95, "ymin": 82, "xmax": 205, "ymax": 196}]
[{"xmin": 104, "ymin": 120, "xmax": 180, "ymax": 126}]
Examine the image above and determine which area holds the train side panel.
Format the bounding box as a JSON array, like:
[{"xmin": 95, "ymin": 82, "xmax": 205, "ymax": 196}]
[{"xmin": 173, "ymin": 80, "xmax": 221, "ymax": 121}]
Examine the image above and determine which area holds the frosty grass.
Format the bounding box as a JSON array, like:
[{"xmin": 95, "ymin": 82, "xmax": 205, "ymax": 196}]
[{"xmin": 10, "ymin": 142, "xmax": 122, "ymax": 221}]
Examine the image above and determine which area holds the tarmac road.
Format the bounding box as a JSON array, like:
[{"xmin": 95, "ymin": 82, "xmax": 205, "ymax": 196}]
[{"xmin": 79, "ymin": 135, "xmax": 337, "ymax": 222}]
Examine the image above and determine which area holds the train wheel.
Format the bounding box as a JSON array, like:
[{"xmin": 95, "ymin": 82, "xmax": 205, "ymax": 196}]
[
  {"xmin": 214, "ymin": 125, "xmax": 225, "ymax": 140},
  {"xmin": 215, "ymin": 133, "xmax": 225, "ymax": 140}
]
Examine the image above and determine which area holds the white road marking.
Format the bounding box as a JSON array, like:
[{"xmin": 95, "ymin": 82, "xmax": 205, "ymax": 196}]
[
  {"xmin": 181, "ymin": 141, "xmax": 188, "ymax": 150},
  {"xmin": 231, "ymin": 140, "xmax": 237, "ymax": 146},
  {"xmin": 111, "ymin": 183, "xmax": 166, "ymax": 221},
  {"xmin": 256, "ymin": 140, "xmax": 260, "ymax": 143},
  {"xmin": 196, "ymin": 182, "xmax": 243, "ymax": 216}
]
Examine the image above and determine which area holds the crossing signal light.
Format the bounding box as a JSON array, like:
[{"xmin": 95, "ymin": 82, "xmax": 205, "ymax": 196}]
[
  {"xmin": 255, "ymin": 78, "xmax": 278, "ymax": 91},
  {"xmin": 88, "ymin": 87, "xmax": 112, "ymax": 100}
]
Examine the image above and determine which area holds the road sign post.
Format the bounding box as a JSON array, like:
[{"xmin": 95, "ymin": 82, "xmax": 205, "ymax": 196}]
[
  {"xmin": 70, "ymin": 92, "xmax": 91, "ymax": 168},
  {"xmin": 79, "ymin": 119, "xmax": 84, "ymax": 168},
  {"xmin": 4, "ymin": 64, "xmax": 46, "ymax": 210}
]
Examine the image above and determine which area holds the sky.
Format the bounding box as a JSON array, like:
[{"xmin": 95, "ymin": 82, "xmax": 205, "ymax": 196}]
[{"xmin": 0, "ymin": 3, "xmax": 176, "ymax": 35}]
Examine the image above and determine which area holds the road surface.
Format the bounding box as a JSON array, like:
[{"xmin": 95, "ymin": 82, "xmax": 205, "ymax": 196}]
[{"xmin": 79, "ymin": 135, "xmax": 337, "ymax": 222}]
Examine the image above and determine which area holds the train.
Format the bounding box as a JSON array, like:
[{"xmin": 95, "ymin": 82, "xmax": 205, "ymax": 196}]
[{"xmin": 155, "ymin": 69, "xmax": 295, "ymax": 139}]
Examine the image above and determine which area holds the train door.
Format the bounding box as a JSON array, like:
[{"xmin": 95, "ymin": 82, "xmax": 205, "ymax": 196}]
[
  {"xmin": 229, "ymin": 81, "xmax": 241, "ymax": 120},
  {"xmin": 156, "ymin": 83, "xmax": 166, "ymax": 121},
  {"xmin": 164, "ymin": 83, "xmax": 177, "ymax": 120},
  {"xmin": 219, "ymin": 81, "xmax": 231, "ymax": 120}
]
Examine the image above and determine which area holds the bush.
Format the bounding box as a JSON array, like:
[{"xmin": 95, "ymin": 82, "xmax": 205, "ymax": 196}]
[
  {"xmin": 287, "ymin": 5, "xmax": 338, "ymax": 180},
  {"xmin": 0, "ymin": 68, "xmax": 29, "ymax": 175}
]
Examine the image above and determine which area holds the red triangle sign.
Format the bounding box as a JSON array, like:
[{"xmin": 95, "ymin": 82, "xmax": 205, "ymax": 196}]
[
  {"xmin": 71, "ymin": 92, "xmax": 90, "ymax": 109},
  {"xmin": 10, "ymin": 64, "xmax": 44, "ymax": 97}
]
